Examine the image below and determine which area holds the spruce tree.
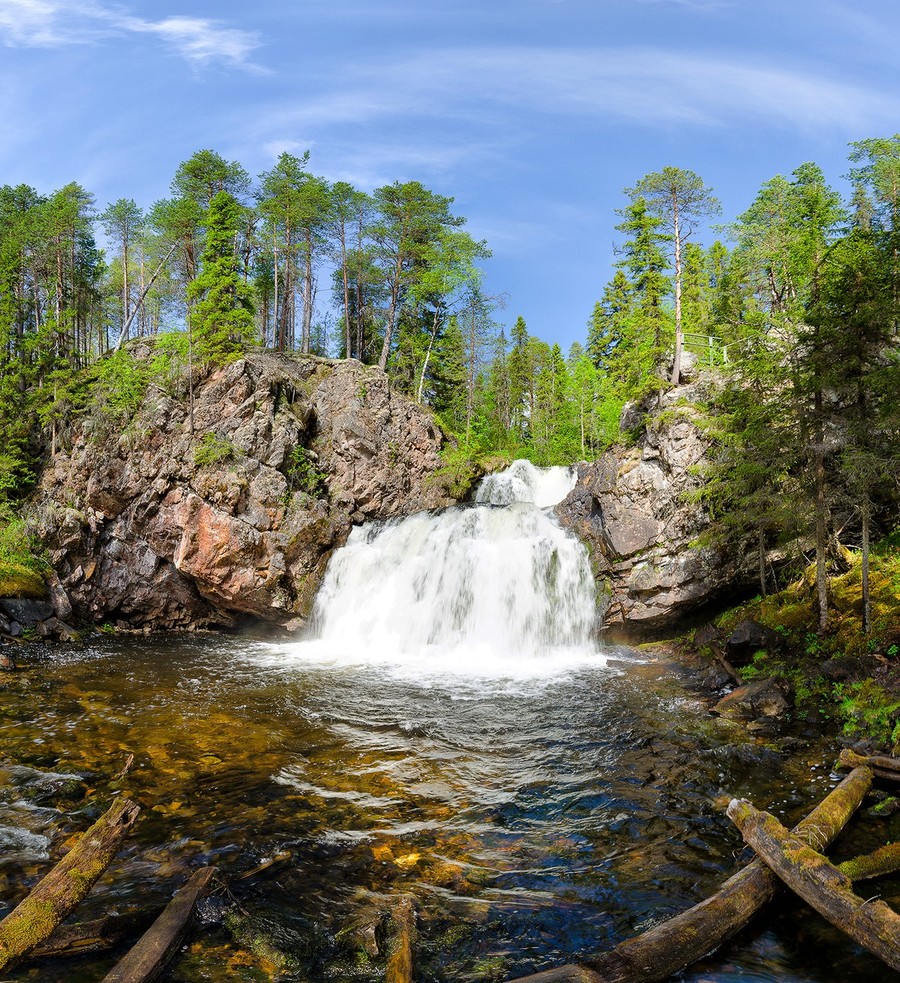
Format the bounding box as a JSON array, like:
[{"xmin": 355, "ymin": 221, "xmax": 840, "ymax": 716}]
[{"xmin": 186, "ymin": 191, "xmax": 255, "ymax": 366}]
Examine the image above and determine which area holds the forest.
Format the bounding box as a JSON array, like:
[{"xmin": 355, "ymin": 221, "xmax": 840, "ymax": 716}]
[{"xmin": 0, "ymin": 138, "xmax": 899, "ymax": 637}]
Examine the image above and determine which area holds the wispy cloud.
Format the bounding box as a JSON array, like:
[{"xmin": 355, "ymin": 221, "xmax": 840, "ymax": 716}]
[
  {"xmin": 0, "ymin": 0, "xmax": 263, "ymax": 71},
  {"xmin": 119, "ymin": 15, "xmax": 265, "ymax": 72},
  {"xmin": 255, "ymin": 45, "xmax": 893, "ymax": 138}
]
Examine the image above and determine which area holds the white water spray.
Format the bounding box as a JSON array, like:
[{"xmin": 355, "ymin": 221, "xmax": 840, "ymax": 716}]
[{"xmin": 277, "ymin": 460, "xmax": 602, "ymax": 680}]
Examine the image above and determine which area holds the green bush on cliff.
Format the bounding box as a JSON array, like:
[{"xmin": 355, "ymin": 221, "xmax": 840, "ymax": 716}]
[
  {"xmin": 194, "ymin": 433, "xmax": 237, "ymax": 468},
  {"xmin": 284, "ymin": 446, "xmax": 327, "ymax": 498}
]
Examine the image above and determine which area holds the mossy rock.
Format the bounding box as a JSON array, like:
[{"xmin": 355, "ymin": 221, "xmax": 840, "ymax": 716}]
[{"xmin": 0, "ymin": 563, "xmax": 47, "ymax": 599}]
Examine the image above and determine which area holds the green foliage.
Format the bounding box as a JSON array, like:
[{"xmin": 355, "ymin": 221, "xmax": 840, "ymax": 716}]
[
  {"xmin": 91, "ymin": 349, "xmax": 149, "ymax": 421},
  {"xmin": 149, "ymin": 331, "xmax": 191, "ymax": 392},
  {"xmin": 193, "ymin": 433, "xmax": 236, "ymax": 468},
  {"xmin": 430, "ymin": 442, "xmax": 483, "ymax": 499},
  {"xmin": 187, "ymin": 190, "xmax": 255, "ymax": 366},
  {"xmin": 713, "ymin": 533, "xmax": 900, "ymax": 746},
  {"xmin": 833, "ymin": 680, "xmax": 900, "ymax": 748},
  {"xmin": 284, "ymin": 446, "xmax": 327, "ymax": 498}
]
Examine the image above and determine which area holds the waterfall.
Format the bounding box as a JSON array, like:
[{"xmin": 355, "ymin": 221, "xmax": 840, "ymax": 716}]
[{"xmin": 280, "ymin": 460, "xmax": 602, "ymax": 680}]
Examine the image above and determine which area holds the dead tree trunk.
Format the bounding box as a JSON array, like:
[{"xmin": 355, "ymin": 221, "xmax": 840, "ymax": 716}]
[
  {"xmin": 0, "ymin": 797, "xmax": 140, "ymax": 973},
  {"xmin": 839, "ymin": 842, "xmax": 900, "ymax": 882},
  {"xmin": 385, "ymin": 894, "xmax": 416, "ymax": 983},
  {"xmin": 26, "ymin": 907, "xmax": 164, "ymax": 961},
  {"xmin": 728, "ymin": 798, "xmax": 900, "ymax": 972},
  {"xmin": 839, "ymin": 747, "xmax": 900, "ymax": 781},
  {"xmin": 100, "ymin": 866, "xmax": 218, "ymax": 983},
  {"xmin": 507, "ymin": 767, "xmax": 872, "ymax": 983}
]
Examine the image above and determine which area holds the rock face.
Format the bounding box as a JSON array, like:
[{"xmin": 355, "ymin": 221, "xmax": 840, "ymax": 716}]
[
  {"xmin": 35, "ymin": 351, "xmax": 454, "ymax": 631},
  {"xmin": 556, "ymin": 383, "xmax": 753, "ymax": 632}
]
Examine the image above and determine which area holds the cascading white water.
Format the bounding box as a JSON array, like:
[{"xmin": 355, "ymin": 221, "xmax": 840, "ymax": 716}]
[{"xmin": 278, "ymin": 460, "xmax": 603, "ymax": 681}]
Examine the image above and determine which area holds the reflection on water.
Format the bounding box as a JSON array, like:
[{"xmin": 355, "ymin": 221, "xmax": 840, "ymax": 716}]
[
  {"xmin": 1, "ymin": 636, "xmax": 897, "ymax": 982},
  {"xmin": 3, "ymin": 462, "xmax": 898, "ymax": 980}
]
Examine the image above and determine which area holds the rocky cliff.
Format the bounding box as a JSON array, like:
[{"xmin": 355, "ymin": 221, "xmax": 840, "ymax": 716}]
[
  {"xmin": 556, "ymin": 381, "xmax": 752, "ymax": 632},
  {"xmin": 34, "ymin": 350, "xmax": 455, "ymax": 631}
]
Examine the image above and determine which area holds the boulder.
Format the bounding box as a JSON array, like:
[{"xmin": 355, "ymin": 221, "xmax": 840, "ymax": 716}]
[
  {"xmin": 693, "ymin": 623, "xmax": 722, "ymax": 651},
  {"xmin": 724, "ymin": 619, "xmax": 782, "ymax": 667},
  {"xmin": 0, "ymin": 598, "xmax": 55, "ymax": 626},
  {"xmin": 713, "ymin": 678, "xmax": 791, "ymax": 722}
]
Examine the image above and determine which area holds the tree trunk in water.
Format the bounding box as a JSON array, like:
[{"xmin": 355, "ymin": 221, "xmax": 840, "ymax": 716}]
[
  {"xmin": 506, "ymin": 767, "xmax": 872, "ymax": 983},
  {"xmin": 0, "ymin": 797, "xmax": 141, "ymax": 973},
  {"xmin": 100, "ymin": 867, "xmax": 218, "ymax": 983},
  {"xmin": 727, "ymin": 799, "xmax": 900, "ymax": 972},
  {"xmin": 26, "ymin": 907, "xmax": 165, "ymax": 961},
  {"xmin": 385, "ymin": 894, "xmax": 416, "ymax": 983},
  {"xmin": 838, "ymin": 842, "xmax": 900, "ymax": 882},
  {"xmin": 839, "ymin": 748, "xmax": 900, "ymax": 781}
]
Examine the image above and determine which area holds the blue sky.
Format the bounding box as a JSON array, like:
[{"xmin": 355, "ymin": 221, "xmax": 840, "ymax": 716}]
[{"xmin": 2, "ymin": 0, "xmax": 899, "ymax": 351}]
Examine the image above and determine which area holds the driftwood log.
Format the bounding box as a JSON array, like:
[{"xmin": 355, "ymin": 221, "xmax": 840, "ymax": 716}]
[
  {"xmin": 839, "ymin": 748, "xmax": 900, "ymax": 782},
  {"xmin": 0, "ymin": 796, "xmax": 140, "ymax": 973},
  {"xmin": 26, "ymin": 907, "xmax": 165, "ymax": 961},
  {"xmin": 728, "ymin": 797, "xmax": 900, "ymax": 972},
  {"xmin": 507, "ymin": 766, "xmax": 873, "ymax": 983},
  {"xmin": 100, "ymin": 866, "xmax": 218, "ymax": 983},
  {"xmin": 839, "ymin": 841, "xmax": 900, "ymax": 882},
  {"xmin": 385, "ymin": 894, "xmax": 416, "ymax": 983}
]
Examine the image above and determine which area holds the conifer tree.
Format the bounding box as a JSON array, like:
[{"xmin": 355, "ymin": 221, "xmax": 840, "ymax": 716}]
[{"xmin": 186, "ymin": 191, "xmax": 255, "ymax": 366}]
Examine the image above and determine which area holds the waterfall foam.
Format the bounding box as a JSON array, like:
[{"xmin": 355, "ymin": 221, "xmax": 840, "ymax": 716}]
[{"xmin": 277, "ymin": 461, "xmax": 602, "ymax": 682}]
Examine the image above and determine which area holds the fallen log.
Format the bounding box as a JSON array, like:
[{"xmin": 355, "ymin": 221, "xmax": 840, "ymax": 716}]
[
  {"xmin": 385, "ymin": 894, "xmax": 416, "ymax": 983},
  {"xmin": 26, "ymin": 907, "xmax": 165, "ymax": 961},
  {"xmin": 727, "ymin": 797, "xmax": 900, "ymax": 972},
  {"xmin": 0, "ymin": 796, "xmax": 140, "ymax": 973},
  {"xmin": 839, "ymin": 748, "xmax": 900, "ymax": 782},
  {"xmin": 100, "ymin": 866, "xmax": 217, "ymax": 983},
  {"xmin": 506, "ymin": 766, "xmax": 873, "ymax": 983},
  {"xmin": 838, "ymin": 841, "xmax": 900, "ymax": 882}
]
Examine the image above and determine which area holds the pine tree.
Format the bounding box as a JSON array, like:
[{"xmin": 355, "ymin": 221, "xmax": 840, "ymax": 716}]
[
  {"xmin": 626, "ymin": 167, "xmax": 720, "ymax": 383},
  {"xmin": 614, "ymin": 197, "xmax": 672, "ymax": 388},
  {"xmin": 587, "ymin": 270, "xmax": 632, "ymax": 370},
  {"xmin": 186, "ymin": 191, "xmax": 255, "ymax": 366}
]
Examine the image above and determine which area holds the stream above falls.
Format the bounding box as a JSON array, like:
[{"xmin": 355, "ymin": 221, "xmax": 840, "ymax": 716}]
[{"xmin": 1, "ymin": 462, "xmax": 898, "ymax": 981}]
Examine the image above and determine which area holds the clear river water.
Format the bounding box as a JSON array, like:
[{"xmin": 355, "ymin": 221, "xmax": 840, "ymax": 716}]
[{"xmin": 1, "ymin": 462, "xmax": 897, "ymax": 981}]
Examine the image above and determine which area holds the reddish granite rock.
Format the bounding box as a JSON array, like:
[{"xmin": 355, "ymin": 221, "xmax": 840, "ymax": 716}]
[{"xmin": 34, "ymin": 351, "xmax": 455, "ymax": 631}]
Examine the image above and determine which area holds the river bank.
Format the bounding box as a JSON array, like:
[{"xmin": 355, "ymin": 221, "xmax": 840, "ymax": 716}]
[{"xmin": 639, "ymin": 531, "xmax": 900, "ymax": 757}]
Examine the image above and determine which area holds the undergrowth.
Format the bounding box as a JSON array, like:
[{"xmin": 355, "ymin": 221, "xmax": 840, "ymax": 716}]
[{"xmin": 710, "ymin": 537, "xmax": 900, "ymax": 751}]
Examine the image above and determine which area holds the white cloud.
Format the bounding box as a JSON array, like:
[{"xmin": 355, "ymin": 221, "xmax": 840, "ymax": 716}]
[
  {"xmin": 0, "ymin": 1, "xmax": 263, "ymax": 71},
  {"xmin": 0, "ymin": 0, "xmax": 108, "ymax": 45},
  {"xmin": 254, "ymin": 45, "xmax": 893, "ymax": 139},
  {"xmin": 120, "ymin": 15, "xmax": 264, "ymax": 72}
]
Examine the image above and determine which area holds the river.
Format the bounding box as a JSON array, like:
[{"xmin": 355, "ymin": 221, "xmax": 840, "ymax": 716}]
[{"xmin": 1, "ymin": 462, "xmax": 896, "ymax": 980}]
